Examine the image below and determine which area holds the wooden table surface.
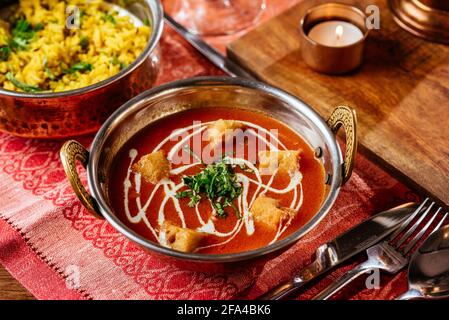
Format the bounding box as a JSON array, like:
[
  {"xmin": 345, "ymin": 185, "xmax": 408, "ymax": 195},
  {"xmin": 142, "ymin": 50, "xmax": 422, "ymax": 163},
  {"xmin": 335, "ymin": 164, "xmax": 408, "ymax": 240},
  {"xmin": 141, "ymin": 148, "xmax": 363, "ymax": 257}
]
[
  {"xmin": 3, "ymin": 0, "xmax": 447, "ymax": 300},
  {"xmin": 228, "ymin": 0, "xmax": 449, "ymax": 205},
  {"xmin": 0, "ymin": 265, "xmax": 34, "ymax": 300}
]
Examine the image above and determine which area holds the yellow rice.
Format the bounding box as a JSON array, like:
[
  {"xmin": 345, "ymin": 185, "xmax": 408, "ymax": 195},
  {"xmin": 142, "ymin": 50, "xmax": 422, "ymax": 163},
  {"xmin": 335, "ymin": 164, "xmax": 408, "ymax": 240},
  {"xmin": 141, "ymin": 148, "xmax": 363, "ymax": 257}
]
[{"xmin": 0, "ymin": 0, "xmax": 151, "ymax": 92}]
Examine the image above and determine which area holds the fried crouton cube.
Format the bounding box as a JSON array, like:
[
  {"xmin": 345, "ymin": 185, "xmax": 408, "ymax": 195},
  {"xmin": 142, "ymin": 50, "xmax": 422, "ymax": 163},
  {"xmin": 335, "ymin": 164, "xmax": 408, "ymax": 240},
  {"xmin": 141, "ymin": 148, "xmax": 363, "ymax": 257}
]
[
  {"xmin": 132, "ymin": 150, "xmax": 170, "ymax": 184},
  {"xmin": 207, "ymin": 119, "xmax": 243, "ymax": 147},
  {"xmin": 250, "ymin": 195, "xmax": 297, "ymax": 230},
  {"xmin": 258, "ymin": 150, "xmax": 301, "ymax": 176},
  {"xmin": 162, "ymin": 221, "xmax": 205, "ymax": 253}
]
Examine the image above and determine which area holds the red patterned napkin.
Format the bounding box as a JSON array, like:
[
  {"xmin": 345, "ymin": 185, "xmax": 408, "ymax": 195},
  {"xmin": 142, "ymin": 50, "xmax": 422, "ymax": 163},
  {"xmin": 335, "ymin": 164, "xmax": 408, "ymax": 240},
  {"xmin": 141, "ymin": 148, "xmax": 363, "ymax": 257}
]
[
  {"xmin": 0, "ymin": 1, "xmax": 418, "ymax": 300},
  {"xmin": 0, "ymin": 130, "xmax": 417, "ymax": 300}
]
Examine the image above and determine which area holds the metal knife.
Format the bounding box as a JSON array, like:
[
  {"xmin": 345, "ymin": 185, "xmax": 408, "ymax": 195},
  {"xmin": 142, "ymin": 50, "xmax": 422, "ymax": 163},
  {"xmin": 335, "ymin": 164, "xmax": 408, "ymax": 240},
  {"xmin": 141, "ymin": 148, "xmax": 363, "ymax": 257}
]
[
  {"xmin": 257, "ymin": 202, "xmax": 419, "ymax": 300},
  {"xmin": 163, "ymin": 12, "xmax": 256, "ymax": 80}
]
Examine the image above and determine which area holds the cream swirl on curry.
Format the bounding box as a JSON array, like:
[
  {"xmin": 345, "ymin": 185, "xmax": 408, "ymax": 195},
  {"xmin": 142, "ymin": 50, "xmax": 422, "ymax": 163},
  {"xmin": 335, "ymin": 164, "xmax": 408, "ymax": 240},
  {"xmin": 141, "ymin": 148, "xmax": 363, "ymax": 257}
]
[{"xmin": 109, "ymin": 108, "xmax": 325, "ymax": 254}]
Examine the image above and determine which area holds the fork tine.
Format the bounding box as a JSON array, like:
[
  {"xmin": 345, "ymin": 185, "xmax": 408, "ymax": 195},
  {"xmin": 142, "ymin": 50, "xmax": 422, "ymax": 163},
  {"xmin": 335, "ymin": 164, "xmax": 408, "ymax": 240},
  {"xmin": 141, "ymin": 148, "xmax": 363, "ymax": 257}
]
[
  {"xmin": 388, "ymin": 198, "xmax": 429, "ymax": 242},
  {"xmin": 393, "ymin": 201, "xmax": 435, "ymax": 248},
  {"xmin": 402, "ymin": 207, "xmax": 442, "ymax": 255},
  {"xmin": 432, "ymin": 212, "xmax": 448, "ymax": 231}
]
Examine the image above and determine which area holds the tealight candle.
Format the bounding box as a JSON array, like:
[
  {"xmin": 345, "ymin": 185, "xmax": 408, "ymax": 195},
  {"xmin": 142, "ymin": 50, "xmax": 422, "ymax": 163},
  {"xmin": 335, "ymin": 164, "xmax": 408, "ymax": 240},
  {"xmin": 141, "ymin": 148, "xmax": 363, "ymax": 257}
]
[
  {"xmin": 308, "ymin": 21, "xmax": 364, "ymax": 47},
  {"xmin": 298, "ymin": 3, "xmax": 369, "ymax": 74}
]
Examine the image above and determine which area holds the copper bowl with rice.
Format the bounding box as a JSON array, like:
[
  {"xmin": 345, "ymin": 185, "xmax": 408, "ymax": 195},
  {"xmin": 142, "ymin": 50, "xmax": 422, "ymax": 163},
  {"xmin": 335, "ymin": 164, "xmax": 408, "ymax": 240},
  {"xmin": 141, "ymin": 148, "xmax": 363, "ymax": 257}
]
[{"xmin": 0, "ymin": 0, "xmax": 163, "ymax": 138}]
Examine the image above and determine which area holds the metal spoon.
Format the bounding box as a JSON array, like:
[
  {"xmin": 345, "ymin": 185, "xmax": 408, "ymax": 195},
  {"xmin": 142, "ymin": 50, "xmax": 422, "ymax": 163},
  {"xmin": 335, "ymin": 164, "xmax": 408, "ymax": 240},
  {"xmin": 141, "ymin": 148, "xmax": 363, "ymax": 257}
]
[{"xmin": 396, "ymin": 217, "xmax": 449, "ymax": 300}]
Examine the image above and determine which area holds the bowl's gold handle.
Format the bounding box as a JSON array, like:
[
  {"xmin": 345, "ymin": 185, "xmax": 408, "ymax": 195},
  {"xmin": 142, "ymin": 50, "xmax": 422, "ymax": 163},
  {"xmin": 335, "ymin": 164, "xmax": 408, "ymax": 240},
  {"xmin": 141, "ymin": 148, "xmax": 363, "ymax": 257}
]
[
  {"xmin": 326, "ymin": 106, "xmax": 358, "ymax": 185},
  {"xmin": 60, "ymin": 140, "xmax": 103, "ymax": 219}
]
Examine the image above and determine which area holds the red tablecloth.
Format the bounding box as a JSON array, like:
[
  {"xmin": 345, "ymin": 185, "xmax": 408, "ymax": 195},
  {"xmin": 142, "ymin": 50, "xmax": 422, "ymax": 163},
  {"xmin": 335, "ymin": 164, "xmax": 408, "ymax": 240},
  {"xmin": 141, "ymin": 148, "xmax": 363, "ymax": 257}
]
[{"xmin": 0, "ymin": 0, "xmax": 419, "ymax": 300}]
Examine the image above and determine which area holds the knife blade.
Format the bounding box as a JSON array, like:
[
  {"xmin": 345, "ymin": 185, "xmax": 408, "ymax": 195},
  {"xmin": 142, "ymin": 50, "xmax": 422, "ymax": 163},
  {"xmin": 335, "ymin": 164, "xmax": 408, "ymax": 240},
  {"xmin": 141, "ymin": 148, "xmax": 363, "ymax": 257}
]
[
  {"xmin": 257, "ymin": 202, "xmax": 419, "ymax": 300},
  {"xmin": 163, "ymin": 12, "xmax": 256, "ymax": 80}
]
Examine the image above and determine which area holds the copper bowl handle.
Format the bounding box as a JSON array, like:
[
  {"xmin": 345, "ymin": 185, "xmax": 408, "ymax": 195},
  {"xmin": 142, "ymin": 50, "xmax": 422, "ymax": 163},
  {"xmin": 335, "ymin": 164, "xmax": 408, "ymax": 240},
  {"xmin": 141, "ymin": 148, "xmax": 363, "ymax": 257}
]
[
  {"xmin": 60, "ymin": 140, "xmax": 103, "ymax": 219},
  {"xmin": 326, "ymin": 106, "xmax": 358, "ymax": 185}
]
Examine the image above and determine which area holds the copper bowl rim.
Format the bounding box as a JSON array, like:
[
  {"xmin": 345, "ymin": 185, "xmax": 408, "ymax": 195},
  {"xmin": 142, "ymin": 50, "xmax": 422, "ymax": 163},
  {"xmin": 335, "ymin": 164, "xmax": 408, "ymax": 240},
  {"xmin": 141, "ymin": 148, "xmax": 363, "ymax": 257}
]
[{"xmin": 0, "ymin": 0, "xmax": 164, "ymax": 99}]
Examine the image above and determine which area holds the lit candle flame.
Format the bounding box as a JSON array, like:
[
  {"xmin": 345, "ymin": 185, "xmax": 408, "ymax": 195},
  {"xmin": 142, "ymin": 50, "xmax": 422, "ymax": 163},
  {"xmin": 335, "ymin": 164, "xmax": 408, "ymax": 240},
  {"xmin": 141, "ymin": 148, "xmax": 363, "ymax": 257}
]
[{"xmin": 335, "ymin": 25, "xmax": 344, "ymax": 39}]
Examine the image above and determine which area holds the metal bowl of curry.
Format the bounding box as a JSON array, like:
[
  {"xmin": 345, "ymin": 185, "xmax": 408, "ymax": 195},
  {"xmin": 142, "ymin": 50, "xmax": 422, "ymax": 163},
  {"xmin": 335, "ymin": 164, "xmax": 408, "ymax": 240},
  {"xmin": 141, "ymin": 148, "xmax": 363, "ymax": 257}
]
[{"xmin": 60, "ymin": 76, "xmax": 357, "ymax": 266}]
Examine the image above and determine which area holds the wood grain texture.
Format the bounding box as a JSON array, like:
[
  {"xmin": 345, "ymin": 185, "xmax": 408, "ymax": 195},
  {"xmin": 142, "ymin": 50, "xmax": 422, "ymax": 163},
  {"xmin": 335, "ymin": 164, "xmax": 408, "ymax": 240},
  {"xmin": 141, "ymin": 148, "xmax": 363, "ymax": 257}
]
[
  {"xmin": 227, "ymin": 0, "xmax": 449, "ymax": 205},
  {"xmin": 0, "ymin": 265, "xmax": 35, "ymax": 300}
]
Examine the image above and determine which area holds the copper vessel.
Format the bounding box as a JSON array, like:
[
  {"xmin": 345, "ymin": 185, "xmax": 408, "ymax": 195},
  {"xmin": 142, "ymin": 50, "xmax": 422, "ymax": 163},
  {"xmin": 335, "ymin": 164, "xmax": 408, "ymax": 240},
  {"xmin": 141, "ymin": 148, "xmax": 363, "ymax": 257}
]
[
  {"xmin": 389, "ymin": 0, "xmax": 449, "ymax": 44},
  {"xmin": 0, "ymin": 0, "xmax": 163, "ymax": 139},
  {"xmin": 299, "ymin": 3, "xmax": 370, "ymax": 75}
]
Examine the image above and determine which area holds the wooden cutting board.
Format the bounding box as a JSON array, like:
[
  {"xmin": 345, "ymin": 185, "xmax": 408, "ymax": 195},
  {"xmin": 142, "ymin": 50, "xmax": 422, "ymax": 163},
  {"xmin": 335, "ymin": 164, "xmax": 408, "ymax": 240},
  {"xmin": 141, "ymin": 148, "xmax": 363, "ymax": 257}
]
[{"xmin": 228, "ymin": 0, "xmax": 449, "ymax": 205}]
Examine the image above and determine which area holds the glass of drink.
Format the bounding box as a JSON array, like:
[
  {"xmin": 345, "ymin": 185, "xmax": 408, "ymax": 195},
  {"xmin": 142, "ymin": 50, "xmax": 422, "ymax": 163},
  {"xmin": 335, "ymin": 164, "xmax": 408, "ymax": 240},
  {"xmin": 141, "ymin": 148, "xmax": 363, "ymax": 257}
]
[{"xmin": 166, "ymin": 0, "xmax": 266, "ymax": 36}]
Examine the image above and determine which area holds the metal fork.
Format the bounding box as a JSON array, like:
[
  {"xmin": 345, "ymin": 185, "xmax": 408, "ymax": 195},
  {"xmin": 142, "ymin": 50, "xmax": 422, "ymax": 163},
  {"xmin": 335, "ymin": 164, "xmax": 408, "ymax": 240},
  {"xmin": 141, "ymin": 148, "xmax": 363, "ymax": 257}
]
[{"xmin": 313, "ymin": 198, "xmax": 445, "ymax": 300}]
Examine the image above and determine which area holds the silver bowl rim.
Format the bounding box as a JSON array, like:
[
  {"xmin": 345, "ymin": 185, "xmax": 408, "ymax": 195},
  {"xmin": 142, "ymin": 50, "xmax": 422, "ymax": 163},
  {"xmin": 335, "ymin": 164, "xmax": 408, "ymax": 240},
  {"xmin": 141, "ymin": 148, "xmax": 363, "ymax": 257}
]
[
  {"xmin": 0, "ymin": 0, "xmax": 164, "ymax": 99},
  {"xmin": 88, "ymin": 76, "xmax": 343, "ymax": 263}
]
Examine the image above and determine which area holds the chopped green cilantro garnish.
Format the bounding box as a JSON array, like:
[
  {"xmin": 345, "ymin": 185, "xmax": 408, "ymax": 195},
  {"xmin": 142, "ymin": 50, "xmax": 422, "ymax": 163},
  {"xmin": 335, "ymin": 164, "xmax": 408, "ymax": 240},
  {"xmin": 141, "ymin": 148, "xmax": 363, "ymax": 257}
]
[
  {"xmin": 0, "ymin": 19, "xmax": 43, "ymax": 60},
  {"xmin": 79, "ymin": 36, "xmax": 89, "ymax": 50},
  {"xmin": 34, "ymin": 23, "xmax": 44, "ymax": 31},
  {"xmin": 0, "ymin": 46, "xmax": 11, "ymax": 61},
  {"xmin": 176, "ymin": 151, "xmax": 243, "ymax": 219},
  {"xmin": 111, "ymin": 56, "xmax": 126, "ymax": 70},
  {"xmin": 6, "ymin": 72, "xmax": 42, "ymax": 93},
  {"xmin": 63, "ymin": 61, "xmax": 93, "ymax": 74},
  {"xmin": 102, "ymin": 13, "xmax": 116, "ymax": 25},
  {"xmin": 43, "ymin": 59, "xmax": 55, "ymax": 81},
  {"xmin": 10, "ymin": 19, "xmax": 38, "ymax": 50}
]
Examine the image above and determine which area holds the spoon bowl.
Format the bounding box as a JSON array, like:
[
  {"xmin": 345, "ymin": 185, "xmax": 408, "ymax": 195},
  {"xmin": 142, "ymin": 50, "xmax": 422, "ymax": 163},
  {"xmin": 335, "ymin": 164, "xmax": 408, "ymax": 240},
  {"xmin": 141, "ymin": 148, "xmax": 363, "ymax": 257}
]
[{"xmin": 398, "ymin": 221, "xmax": 449, "ymax": 300}]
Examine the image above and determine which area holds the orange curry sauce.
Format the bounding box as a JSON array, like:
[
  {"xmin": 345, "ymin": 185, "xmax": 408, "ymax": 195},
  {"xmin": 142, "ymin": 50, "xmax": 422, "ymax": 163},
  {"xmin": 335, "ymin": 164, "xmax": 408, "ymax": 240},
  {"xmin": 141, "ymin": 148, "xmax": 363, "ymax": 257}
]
[{"xmin": 108, "ymin": 108, "xmax": 325, "ymax": 254}]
